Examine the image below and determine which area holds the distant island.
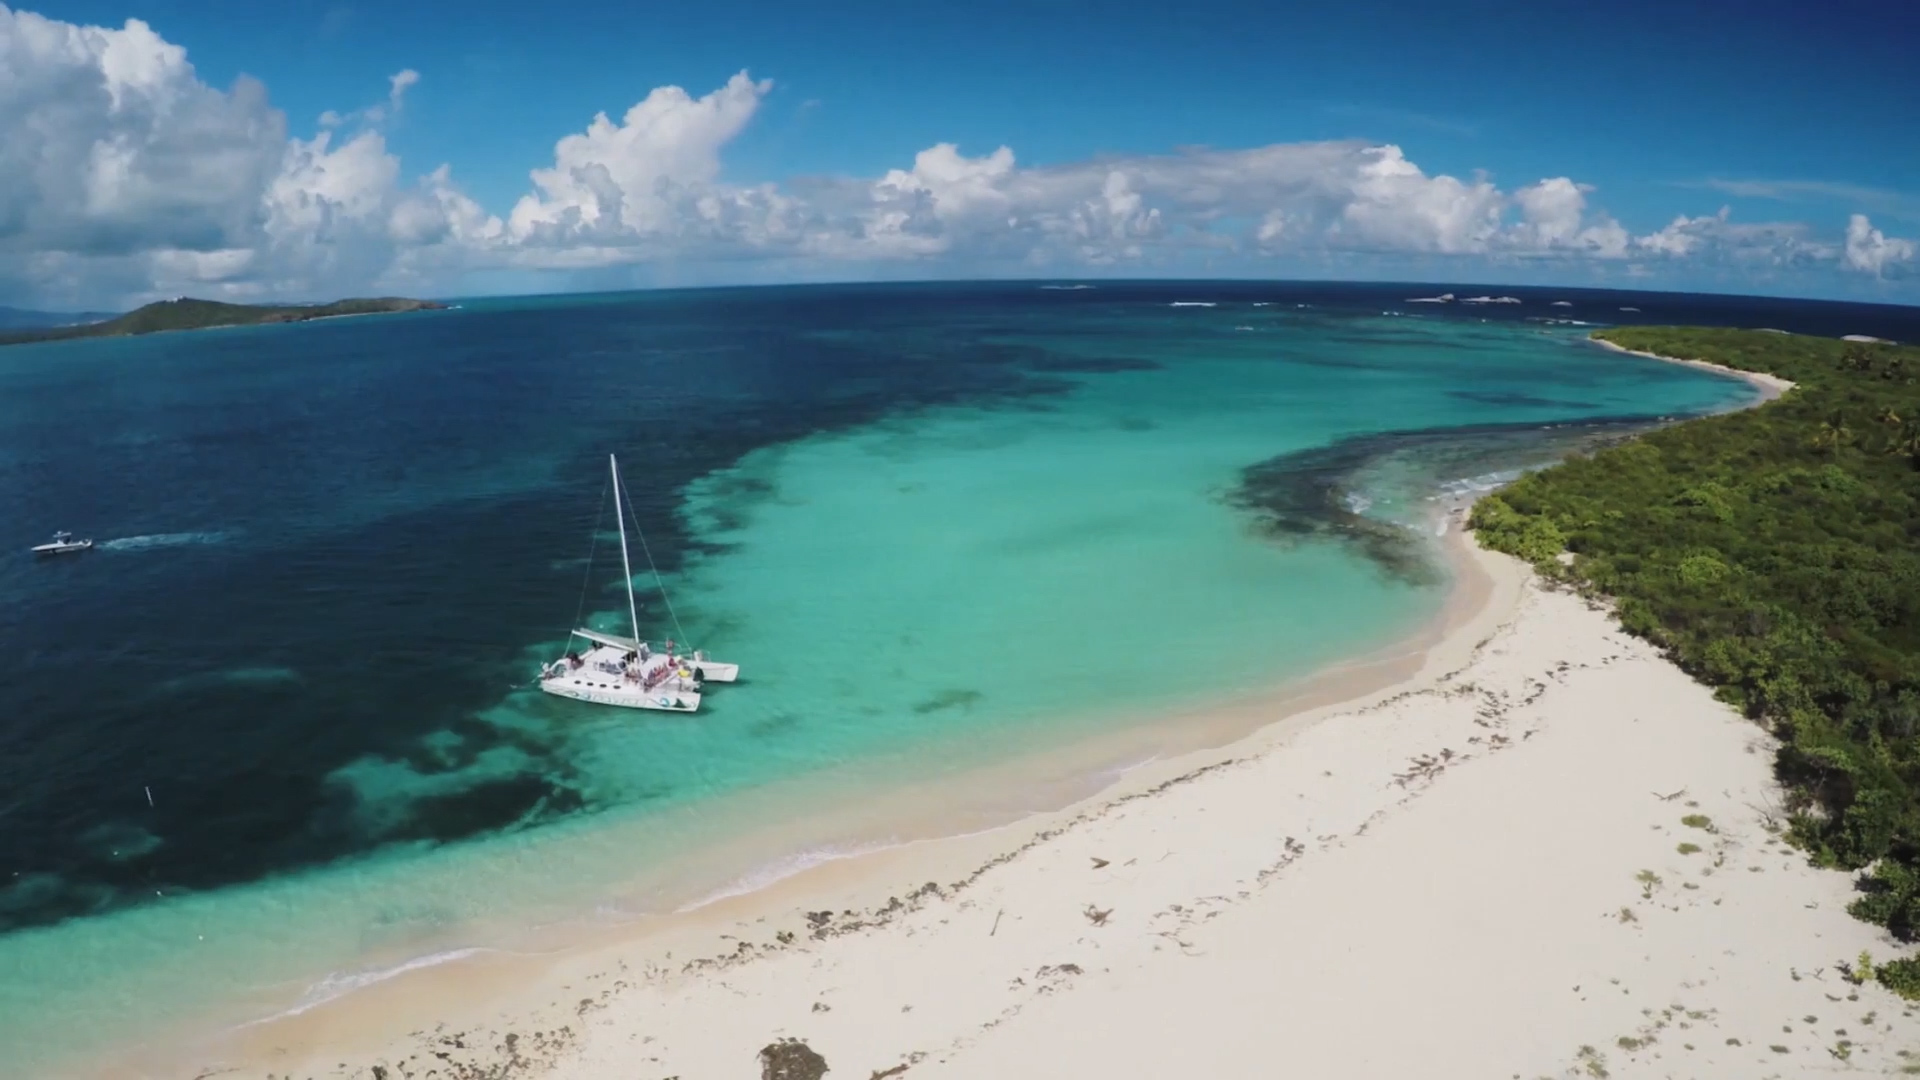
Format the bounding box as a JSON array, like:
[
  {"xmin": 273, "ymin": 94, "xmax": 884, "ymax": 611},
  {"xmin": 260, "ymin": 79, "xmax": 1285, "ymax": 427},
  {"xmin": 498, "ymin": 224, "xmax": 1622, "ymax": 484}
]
[
  {"xmin": 0, "ymin": 296, "xmax": 446, "ymax": 347},
  {"xmin": 0, "ymin": 305, "xmax": 119, "ymax": 330}
]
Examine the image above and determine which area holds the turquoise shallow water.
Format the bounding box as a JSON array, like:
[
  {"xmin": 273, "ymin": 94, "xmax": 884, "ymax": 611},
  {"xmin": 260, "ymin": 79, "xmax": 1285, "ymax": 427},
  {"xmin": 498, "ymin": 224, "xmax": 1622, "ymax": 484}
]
[{"xmin": 0, "ymin": 284, "xmax": 1757, "ymax": 1071}]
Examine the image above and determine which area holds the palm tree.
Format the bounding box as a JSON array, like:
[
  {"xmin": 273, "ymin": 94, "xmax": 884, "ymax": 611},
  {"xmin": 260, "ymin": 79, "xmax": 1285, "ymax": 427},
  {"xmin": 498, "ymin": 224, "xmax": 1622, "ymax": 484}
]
[{"xmin": 1812, "ymin": 411, "xmax": 1854, "ymax": 458}]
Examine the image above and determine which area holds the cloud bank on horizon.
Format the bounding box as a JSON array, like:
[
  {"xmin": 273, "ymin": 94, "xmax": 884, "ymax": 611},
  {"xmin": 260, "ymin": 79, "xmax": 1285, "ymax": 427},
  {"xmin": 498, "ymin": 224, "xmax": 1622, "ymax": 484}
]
[{"xmin": 1, "ymin": 4, "xmax": 1914, "ymax": 309}]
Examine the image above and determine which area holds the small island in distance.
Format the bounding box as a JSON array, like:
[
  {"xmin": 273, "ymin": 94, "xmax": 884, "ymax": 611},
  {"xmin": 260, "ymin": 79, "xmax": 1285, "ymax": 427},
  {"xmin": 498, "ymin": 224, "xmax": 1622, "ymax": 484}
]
[{"xmin": 0, "ymin": 296, "xmax": 447, "ymax": 347}]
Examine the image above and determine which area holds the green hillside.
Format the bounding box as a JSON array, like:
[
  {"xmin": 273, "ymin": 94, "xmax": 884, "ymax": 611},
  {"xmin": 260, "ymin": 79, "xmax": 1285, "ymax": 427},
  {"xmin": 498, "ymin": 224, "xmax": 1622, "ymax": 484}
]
[{"xmin": 0, "ymin": 296, "xmax": 446, "ymax": 346}]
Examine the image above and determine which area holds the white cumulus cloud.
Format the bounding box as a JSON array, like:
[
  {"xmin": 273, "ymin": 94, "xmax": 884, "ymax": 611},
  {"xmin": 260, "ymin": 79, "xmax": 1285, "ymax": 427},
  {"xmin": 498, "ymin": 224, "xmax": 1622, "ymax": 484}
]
[
  {"xmin": 0, "ymin": 6, "xmax": 284, "ymax": 262},
  {"xmin": 320, "ymin": 65, "xmax": 421, "ymax": 129},
  {"xmin": 791, "ymin": 143, "xmax": 1626, "ymax": 268},
  {"xmin": 1844, "ymin": 214, "xmax": 1916, "ymax": 276},
  {"xmin": 505, "ymin": 72, "xmax": 774, "ymax": 249},
  {"xmin": 0, "ymin": 3, "xmax": 494, "ymax": 306},
  {"xmin": 1332, "ymin": 146, "xmax": 1505, "ymax": 254},
  {"xmin": 1631, "ymin": 206, "xmax": 1834, "ymax": 267},
  {"xmin": 388, "ymin": 69, "xmax": 420, "ymax": 110},
  {"xmin": 1509, "ymin": 178, "xmax": 1628, "ymax": 257},
  {"xmin": 0, "ymin": 2, "xmax": 1911, "ymax": 308}
]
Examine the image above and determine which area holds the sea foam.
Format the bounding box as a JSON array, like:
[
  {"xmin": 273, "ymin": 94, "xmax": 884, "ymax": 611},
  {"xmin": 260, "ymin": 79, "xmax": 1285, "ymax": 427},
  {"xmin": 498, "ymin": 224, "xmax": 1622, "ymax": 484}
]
[
  {"xmin": 672, "ymin": 840, "xmax": 906, "ymax": 913},
  {"xmin": 248, "ymin": 947, "xmax": 489, "ymax": 1025}
]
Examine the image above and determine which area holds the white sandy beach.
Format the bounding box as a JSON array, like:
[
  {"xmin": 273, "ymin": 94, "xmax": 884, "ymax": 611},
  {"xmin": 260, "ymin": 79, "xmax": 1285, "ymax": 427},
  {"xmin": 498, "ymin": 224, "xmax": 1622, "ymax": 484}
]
[
  {"xmin": 156, "ymin": 518, "xmax": 1918, "ymax": 1080},
  {"xmin": 1592, "ymin": 337, "xmax": 1798, "ymax": 401}
]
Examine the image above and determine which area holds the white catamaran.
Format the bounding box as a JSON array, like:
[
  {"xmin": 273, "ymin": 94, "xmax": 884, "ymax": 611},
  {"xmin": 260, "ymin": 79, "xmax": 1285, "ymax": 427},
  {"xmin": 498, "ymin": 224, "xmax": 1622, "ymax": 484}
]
[{"xmin": 538, "ymin": 454, "xmax": 738, "ymax": 712}]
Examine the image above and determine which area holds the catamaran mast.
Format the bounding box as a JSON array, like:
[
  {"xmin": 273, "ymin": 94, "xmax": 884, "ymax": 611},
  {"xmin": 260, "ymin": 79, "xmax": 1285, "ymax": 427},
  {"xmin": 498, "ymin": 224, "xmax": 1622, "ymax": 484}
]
[{"xmin": 610, "ymin": 453, "xmax": 642, "ymax": 648}]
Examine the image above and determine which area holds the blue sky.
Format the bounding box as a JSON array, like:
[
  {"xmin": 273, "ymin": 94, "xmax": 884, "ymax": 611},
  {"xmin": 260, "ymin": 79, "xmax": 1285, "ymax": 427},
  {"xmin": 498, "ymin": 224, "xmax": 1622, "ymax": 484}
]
[{"xmin": 6, "ymin": 0, "xmax": 1918, "ymax": 306}]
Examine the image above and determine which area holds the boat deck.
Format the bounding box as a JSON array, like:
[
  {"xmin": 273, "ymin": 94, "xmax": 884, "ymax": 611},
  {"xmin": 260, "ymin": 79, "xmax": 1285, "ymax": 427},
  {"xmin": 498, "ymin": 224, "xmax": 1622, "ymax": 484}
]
[{"xmin": 538, "ymin": 644, "xmax": 703, "ymax": 711}]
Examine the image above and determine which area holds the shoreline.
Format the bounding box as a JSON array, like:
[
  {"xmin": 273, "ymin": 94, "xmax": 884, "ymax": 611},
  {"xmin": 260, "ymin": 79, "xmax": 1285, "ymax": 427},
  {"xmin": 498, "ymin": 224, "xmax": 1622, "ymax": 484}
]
[
  {"xmin": 67, "ymin": 351, "xmax": 1843, "ymax": 1078},
  {"xmin": 1589, "ymin": 335, "xmax": 1798, "ymax": 402},
  {"xmin": 77, "ymin": 513, "xmax": 1505, "ymax": 1078},
  {"xmin": 167, "ymin": 531, "xmax": 1920, "ymax": 1080}
]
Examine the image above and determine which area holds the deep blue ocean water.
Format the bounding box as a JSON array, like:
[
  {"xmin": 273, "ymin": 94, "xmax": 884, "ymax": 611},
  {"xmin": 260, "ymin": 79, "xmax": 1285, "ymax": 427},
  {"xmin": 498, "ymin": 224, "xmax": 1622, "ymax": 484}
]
[{"xmin": 2, "ymin": 280, "xmax": 1915, "ymax": 1069}]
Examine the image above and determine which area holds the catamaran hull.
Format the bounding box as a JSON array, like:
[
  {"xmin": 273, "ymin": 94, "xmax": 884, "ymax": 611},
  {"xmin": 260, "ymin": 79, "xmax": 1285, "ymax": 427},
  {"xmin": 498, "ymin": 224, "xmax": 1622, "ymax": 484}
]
[
  {"xmin": 537, "ymin": 641, "xmax": 709, "ymax": 711},
  {"xmin": 539, "ymin": 679, "xmax": 702, "ymax": 712}
]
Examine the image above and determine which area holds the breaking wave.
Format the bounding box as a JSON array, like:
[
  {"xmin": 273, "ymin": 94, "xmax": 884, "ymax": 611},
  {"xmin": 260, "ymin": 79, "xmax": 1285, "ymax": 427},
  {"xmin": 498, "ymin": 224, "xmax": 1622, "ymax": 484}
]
[
  {"xmin": 245, "ymin": 948, "xmax": 489, "ymax": 1025},
  {"xmin": 673, "ymin": 840, "xmax": 908, "ymax": 913}
]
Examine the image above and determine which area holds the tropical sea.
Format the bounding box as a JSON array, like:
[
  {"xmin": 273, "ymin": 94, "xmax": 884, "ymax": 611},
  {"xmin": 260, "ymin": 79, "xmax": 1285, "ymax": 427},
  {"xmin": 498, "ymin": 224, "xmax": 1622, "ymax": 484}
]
[{"xmin": 2, "ymin": 280, "xmax": 1915, "ymax": 1073}]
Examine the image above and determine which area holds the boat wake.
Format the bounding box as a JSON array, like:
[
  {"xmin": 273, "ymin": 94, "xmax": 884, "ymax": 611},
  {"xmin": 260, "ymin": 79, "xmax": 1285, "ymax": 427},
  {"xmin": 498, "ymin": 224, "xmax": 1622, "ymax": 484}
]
[
  {"xmin": 155, "ymin": 666, "xmax": 303, "ymax": 696},
  {"xmin": 99, "ymin": 531, "xmax": 230, "ymax": 552}
]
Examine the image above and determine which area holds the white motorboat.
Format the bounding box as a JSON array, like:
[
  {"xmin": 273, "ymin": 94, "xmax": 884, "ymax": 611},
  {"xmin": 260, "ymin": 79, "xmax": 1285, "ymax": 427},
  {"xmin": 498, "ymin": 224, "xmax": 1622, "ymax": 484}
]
[
  {"xmin": 31, "ymin": 531, "xmax": 93, "ymax": 556},
  {"xmin": 538, "ymin": 454, "xmax": 739, "ymax": 712}
]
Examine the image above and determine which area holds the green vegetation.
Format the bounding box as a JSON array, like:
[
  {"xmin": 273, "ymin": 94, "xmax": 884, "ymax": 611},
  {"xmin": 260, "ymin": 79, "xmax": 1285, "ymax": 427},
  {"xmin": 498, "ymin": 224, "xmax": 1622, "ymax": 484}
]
[
  {"xmin": 0, "ymin": 296, "xmax": 444, "ymax": 346},
  {"xmin": 1853, "ymin": 949, "xmax": 1878, "ymax": 984},
  {"xmin": 1470, "ymin": 327, "xmax": 1920, "ymax": 966},
  {"xmin": 1882, "ymin": 957, "xmax": 1920, "ymax": 998}
]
